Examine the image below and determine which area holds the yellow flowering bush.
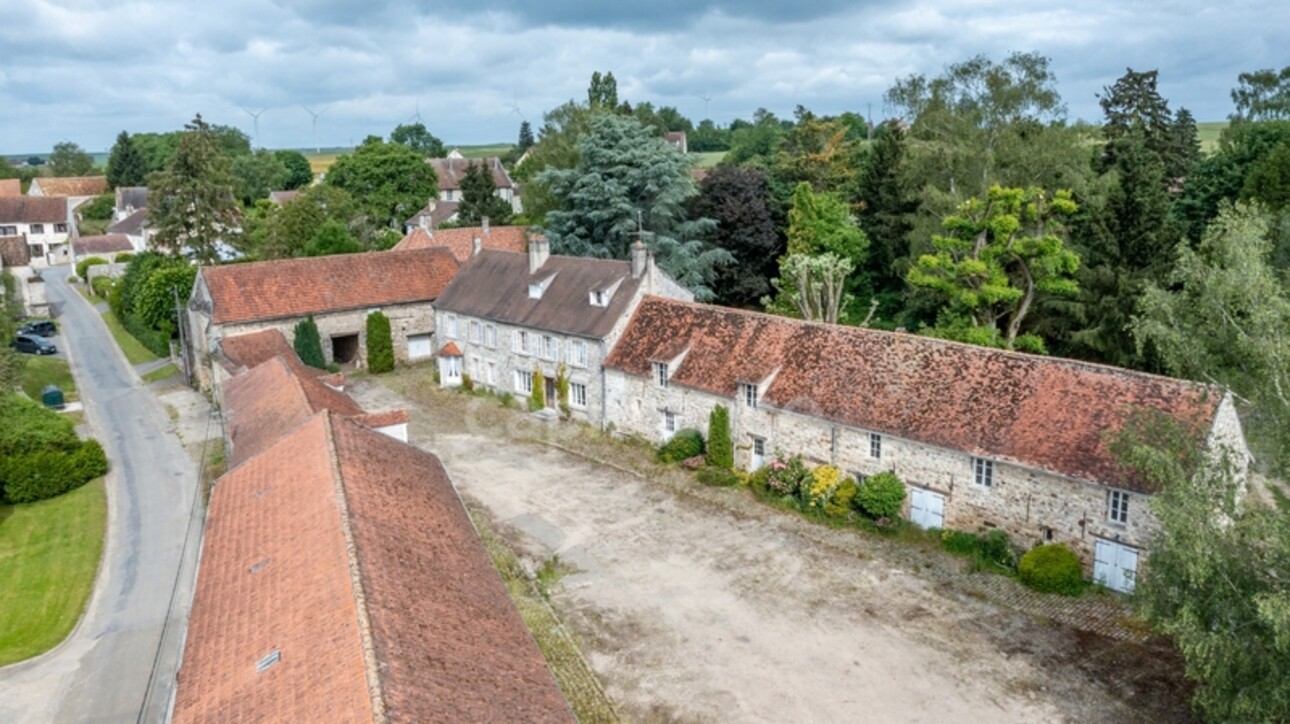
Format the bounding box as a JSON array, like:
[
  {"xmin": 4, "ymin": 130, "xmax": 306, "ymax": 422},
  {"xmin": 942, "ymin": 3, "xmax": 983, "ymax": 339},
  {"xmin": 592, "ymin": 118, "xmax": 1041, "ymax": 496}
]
[{"xmin": 805, "ymin": 465, "xmax": 844, "ymax": 510}]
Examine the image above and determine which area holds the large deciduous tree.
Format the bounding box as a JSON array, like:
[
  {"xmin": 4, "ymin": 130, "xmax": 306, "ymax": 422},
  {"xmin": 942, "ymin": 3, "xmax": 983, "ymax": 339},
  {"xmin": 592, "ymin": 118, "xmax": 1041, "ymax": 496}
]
[
  {"xmin": 389, "ymin": 122, "xmax": 446, "ymax": 158},
  {"xmin": 689, "ymin": 165, "xmax": 784, "ymax": 307},
  {"xmin": 324, "ymin": 137, "xmax": 438, "ymax": 230},
  {"xmin": 275, "ymin": 150, "xmax": 314, "ymax": 189},
  {"xmin": 456, "ymin": 161, "xmax": 513, "ymax": 225},
  {"xmin": 48, "ymin": 141, "xmax": 94, "ymax": 177},
  {"xmin": 1230, "ymin": 66, "xmax": 1290, "ymax": 122},
  {"xmin": 258, "ymin": 185, "xmax": 360, "ymax": 259},
  {"xmin": 908, "ymin": 185, "xmax": 1079, "ymax": 352},
  {"xmin": 539, "ymin": 113, "xmax": 726, "ymax": 299},
  {"xmin": 106, "ymin": 131, "xmax": 147, "ymax": 188},
  {"xmin": 148, "ymin": 114, "xmax": 243, "ymax": 265},
  {"xmin": 231, "ymin": 149, "xmax": 289, "ymax": 205}
]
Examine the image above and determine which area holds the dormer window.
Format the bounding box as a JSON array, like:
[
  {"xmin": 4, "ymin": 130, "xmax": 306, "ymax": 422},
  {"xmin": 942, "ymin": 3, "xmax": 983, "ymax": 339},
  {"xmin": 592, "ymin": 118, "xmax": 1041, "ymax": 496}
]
[
  {"xmin": 529, "ymin": 273, "xmax": 556, "ymax": 299},
  {"xmin": 740, "ymin": 382, "xmax": 758, "ymax": 408},
  {"xmin": 653, "ymin": 362, "xmax": 669, "ymax": 389},
  {"xmin": 590, "ymin": 290, "xmax": 608, "ymax": 307}
]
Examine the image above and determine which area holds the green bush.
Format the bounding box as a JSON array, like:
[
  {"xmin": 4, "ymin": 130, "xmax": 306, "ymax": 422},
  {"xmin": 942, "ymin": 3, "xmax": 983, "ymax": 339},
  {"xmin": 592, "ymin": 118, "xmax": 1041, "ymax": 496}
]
[
  {"xmin": 825, "ymin": 477, "xmax": 860, "ymax": 518},
  {"xmin": 0, "ymin": 394, "xmax": 79, "ymax": 456},
  {"xmin": 293, "ymin": 314, "xmax": 325, "ymax": 369},
  {"xmin": 1018, "ymin": 543, "xmax": 1085, "ymax": 596},
  {"xmin": 854, "ymin": 471, "xmax": 907, "ymax": 519},
  {"xmin": 365, "ymin": 311, "xmax": 394, "ymax": 373},
  {"xmin": 123, "ymin": 311, "xmax": 171, "ymax": 357},
  {"xmin": 696, "ymin": 466, "xmax": 740, "ymax": 487},
  {"xmin": 706, "ymin": 405, "xmax": 733, "ymax": 469},
  {"xmin": 461, "ymin": 372, "xmax": 475, "ymax": 391},
  {"xmin": 530, "ymin": 367, "xmax": 546, "ymax": 410},
  {"xmin": 941, "ymin": 528, "xmax": 1019, "ymax": 572},
  {"xmin": 658, "ymin": 428, "xmax": 705, "ymax": 463},
  {"xmin": 91, "ymin": 276, "xmax": 114, "ymax": 298},
  {"xmin": 76, "ymin": 256, "xmax": 109, "ymax": 280},
  {"xmin": 115, "ymin": 252, "xmax": 133, "ymax": 263},
  {"xmin": 2, "ymin": 439, "xmax": 108, "ymax": 504}
]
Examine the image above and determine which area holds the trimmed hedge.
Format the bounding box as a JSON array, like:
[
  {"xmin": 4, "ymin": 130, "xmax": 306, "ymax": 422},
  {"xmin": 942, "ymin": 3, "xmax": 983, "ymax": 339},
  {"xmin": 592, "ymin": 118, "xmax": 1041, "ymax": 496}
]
[
  {"xmin": 1018, "ymin": 543, "xmax": 1085, "ymax": 596},
  {"xmin": 658, "ymin": 428, "xmax": 704, "ymax": 463},
  {"xmin": 76, "ymin": 256, "xmax": 108, "ymax": 280},
  {"xmin": 366, "ymin": 311, "xmax": 394, "ymax": 373},
  {"xmin": 854, "ymin": 471, "xmax": 906, "ymax": 519},
  {"xmin": 2, "ymin": 440, "xmax": 108, "ymax": 504},
  {"xmin": 91, "ymin": 276, "xmax": 114, "ymax": 298}
]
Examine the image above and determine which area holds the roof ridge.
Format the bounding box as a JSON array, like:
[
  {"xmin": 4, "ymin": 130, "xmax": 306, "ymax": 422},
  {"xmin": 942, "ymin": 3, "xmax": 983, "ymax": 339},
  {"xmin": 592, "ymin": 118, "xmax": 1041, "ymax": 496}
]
[
  {"xmin": 322, "ymin": 412, "xmax": 389, "ymax": 724},
  {"xmin": 204, "ymin": 247, "xmax": 453, "ymax": 273},
  {"xmin": 640, "ymin": 295, "xmax": 1219, "ymax": 392}
]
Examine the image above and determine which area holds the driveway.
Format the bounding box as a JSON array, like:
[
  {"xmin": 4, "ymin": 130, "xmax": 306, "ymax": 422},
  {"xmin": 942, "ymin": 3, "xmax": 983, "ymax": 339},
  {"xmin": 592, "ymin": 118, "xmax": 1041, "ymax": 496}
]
[
  {"xmin": 0, "ymin": 268, "xmax": 204, "ymax": 723},
  {"xmin": 351, "ymin": 374, "xmax": 1193, "ymax": 723}
]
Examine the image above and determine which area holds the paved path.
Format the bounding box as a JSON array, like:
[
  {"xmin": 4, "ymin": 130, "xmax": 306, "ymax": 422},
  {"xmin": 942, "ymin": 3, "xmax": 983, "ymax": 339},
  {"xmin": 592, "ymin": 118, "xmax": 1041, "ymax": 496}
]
[{"xmin": 0, "ymin": 268, "xmax": 204, "ymax": 723}]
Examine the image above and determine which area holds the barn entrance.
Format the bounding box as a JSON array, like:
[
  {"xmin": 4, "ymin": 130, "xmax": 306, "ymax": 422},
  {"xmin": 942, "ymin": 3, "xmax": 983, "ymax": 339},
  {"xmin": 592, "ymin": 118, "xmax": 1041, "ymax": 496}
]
[{"xmin": 331, "ymin": 334, "xmax": 359, "ymax": 365}]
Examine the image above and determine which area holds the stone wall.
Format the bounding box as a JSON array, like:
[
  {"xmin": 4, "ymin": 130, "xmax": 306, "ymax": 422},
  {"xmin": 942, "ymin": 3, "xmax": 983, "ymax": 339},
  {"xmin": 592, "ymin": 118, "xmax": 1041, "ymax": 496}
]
[{"xmin": 603, "ymin": 366, "xmax": 1160, "ymax": 574}]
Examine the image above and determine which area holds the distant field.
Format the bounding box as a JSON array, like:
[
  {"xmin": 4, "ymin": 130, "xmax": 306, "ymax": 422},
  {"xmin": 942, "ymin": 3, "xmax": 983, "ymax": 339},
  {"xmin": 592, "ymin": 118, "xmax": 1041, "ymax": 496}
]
[
  {"xmin": 692, "ymin": 151, "xmax": 726, "ymax": 168},
  {"xmin": 304, "ymin": 143, "xmax": 514, "ymax": 176},
  {"xmin": 1196, "ymin": 121, "xmax": 1227, "ymax": 153}
]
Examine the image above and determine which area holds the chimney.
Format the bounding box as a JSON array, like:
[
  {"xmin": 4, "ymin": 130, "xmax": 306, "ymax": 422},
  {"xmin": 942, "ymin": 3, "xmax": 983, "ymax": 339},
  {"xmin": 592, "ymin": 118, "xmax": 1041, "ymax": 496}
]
[
  {"xmin": 472, "ymin": 236, "xmax": 482, "ymax": 256},
  {"xmin": 630, "ymin": 239, "xmax": 649, "ymax": 279},
  {"xmin": 481, "ymin": 216, "xmax": 489, "ymax": 236},
  {"xmin": 529, "ymin": 236, "xmax": 549, "ymax": 274}
]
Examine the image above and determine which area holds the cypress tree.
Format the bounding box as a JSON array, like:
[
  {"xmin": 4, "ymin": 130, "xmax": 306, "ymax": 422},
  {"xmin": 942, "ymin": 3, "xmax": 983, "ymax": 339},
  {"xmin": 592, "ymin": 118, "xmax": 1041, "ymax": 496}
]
[
  {"xmin": 706, "ymin": 405, "xmax": 734, "ymax": 469},
  {"xmin": 366, "ymin": 311, "xmax": 394, "ymax": 373},
  {"xmin": 293, "ymin": 314, "xmax": 325, "ymax": 369}
]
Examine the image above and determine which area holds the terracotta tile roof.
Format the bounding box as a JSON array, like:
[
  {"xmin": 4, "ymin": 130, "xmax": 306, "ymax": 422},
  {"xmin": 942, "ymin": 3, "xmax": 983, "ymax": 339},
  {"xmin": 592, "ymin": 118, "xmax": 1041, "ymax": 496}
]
[
  {"xmin": 73, "ymin": 234, "xmax": 132, "ymax": 255},
  {"xmin": 268, "ymin": 190, "xmax": 300, "ymax": 205},
  {"xmin": 353, "ymin": 409, "xmax": 408, "ymax": 428},
  {"xmin": 174, "ymin": 414, "xmax": 378, "ymax": 723},
  {"xmin": 0, "ymin": 179, "xmax": 20, "ymax": 197},
  {"xmin": 392, "ymin": 225, "xmax": 529, "ymax": 262},
  {"xmin": 107, "ymin": 207, "xmax": 148, "ymax": 235},
  {"xmin": 330, "ymin": 414, "xmax": 573, "ymax": 722},
  {"xmin": 403, "ymin": 200, "xmax": 459, "ymax": 229},
  {"xmin": 218, "ymin": 329, "xmax": 296, "ymax": 372},
  {"xmin": 605, "ymin": 297, "xmax": 1225, "ymax": 493},
  {"xmin": 428, "ymin": 155, "xmax": 515, "ymax": 192},
  {"xmin": 434, "ymin": 250, "xmax": 645, "ymax": 340},
  {"xmin": 0, "ymin": 196, "xmax": 67, "ymax": 224},
  {"xmin": 438, "ymin": 341, "xmax": 462, "ymax": 357},
  {"xmin": 0, "ymin": 236, "xmax": 30, "ymax": 267},
  {"xmin": 198, "ymin": 248, "xmax": 459, "ymax": 325},
  {"xmin": 115, "ymin": 186, "xmax": 147, "ymax": 212},
  {"xmin": 30, "ymin": 176, "xmax": 107, "ymax": 197}
]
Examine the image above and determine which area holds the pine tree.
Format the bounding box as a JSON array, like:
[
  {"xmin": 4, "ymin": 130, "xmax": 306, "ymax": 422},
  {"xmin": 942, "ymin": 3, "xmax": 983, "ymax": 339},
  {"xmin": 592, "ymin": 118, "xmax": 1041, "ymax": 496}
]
[
  {"xmin": 149, "ymin": 114, "xmax": 242, "ymax": 264},
  {"xmin": 365, "ymin": 311, "xmax": 394, "ymax": 373},
  {"xmin": 517, "ymin": 121, "xmax": 535, "ymax": 152},
  {"xmin": 706, "ymin": 405, "xmax": 733, "ymax": 469},
  {"xmin": 293, "ymin": 314, "xmax": 325, "ymax": 369},
  {"xmin": 457, "ymin": 161, "xmax": 513, "ymax": 225},
  {"xmin": 106, "ymin": 131, "xmax": 147, "ymax": 188}
]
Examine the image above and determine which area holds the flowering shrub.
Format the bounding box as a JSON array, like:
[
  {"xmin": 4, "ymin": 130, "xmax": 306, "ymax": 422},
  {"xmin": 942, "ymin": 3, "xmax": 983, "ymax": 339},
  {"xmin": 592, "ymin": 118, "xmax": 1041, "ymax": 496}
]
[
  {"xmin": 762, "ymin": 455, "xmax": 810, "ymax": 497},
  {"xmin": 824, "ymin": 477, "xmax": 860, "ymax": 518},
  {"xmin": 804, "ymin": 465, "xmax": 844, "ymax": 510}
]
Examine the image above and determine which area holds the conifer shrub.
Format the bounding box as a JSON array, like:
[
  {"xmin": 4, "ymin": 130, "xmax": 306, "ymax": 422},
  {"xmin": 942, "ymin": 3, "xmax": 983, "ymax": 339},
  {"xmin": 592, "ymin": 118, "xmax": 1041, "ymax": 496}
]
[
  {"xmin": 365, "ymin": 311, "xmax": 394, "ymax": 373},
  {"xmin": 1018, "ymin": 543, "xmax": 1085, "ymax": 596},
  {"xmin": 530, "ymin": 366, "xmax": 546, "ymax": 410},
  {"xmin": 706, "ymin": 405, "xmax": 733, "ymax": 469},
  {"xmin": 293, "ymin": 314, "xmax": 325, "ymax": 369}
]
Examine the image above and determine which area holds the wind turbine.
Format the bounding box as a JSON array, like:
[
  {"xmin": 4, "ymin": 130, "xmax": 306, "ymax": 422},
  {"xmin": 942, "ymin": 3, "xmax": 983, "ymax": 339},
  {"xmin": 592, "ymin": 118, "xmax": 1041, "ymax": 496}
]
[
  {"xmin": 698, "ymin": 92, "xmax": 712, "ymax": 118},
  {"xmin": 302, "ymin": 105, "xmax": 329, "ymax": 154},
  {"xmin": 240, "ymin": 107, "xmax": 266, "ymax": 148},
  {"xmin": 408, "ymin": 100, "xmax": 424, "ymax": 125},
  {"xmin": 506, "ymin": 91, "xmax": 524, "ymax": 121}
]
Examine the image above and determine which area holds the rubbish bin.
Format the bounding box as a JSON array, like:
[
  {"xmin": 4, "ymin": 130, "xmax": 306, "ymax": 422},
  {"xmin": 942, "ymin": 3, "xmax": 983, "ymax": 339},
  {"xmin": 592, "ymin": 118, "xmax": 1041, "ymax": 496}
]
[{"xmin": 42, "ymin": 384, "xmax": 65, "ymax": 409}]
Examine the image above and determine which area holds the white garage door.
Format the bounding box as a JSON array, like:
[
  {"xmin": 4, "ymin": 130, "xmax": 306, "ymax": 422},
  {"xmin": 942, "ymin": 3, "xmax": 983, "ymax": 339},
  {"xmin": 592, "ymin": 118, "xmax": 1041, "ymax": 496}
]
[
  {"xmin": 908, "ymin": 486, "xmax": 944, "ymax": 529},
  {"xmin": 1094, "ymin": 539, "xmax": 1139, "ymax": 593},
  {"xmin": 407, "ymin": 334, "xmax": 432, "ymax": 360}
]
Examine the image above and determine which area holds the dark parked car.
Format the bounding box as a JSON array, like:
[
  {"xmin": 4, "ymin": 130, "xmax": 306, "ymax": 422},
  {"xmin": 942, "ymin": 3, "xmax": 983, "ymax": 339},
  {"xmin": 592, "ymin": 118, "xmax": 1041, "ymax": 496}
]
[
  {"xmin": 11, "ymin": 334, "xmax": 57, "ymax": 355},
  {"xmin": 19, "ymin": 320, "xmax": 57, "ymax": 337}
]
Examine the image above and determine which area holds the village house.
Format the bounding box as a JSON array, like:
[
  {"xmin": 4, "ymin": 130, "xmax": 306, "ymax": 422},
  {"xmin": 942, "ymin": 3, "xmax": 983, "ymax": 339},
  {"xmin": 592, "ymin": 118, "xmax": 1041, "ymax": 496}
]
[
  {"xmin": 601, "ymin": 297, "xmax": 1249, "ymax": 592},
  {"xmin": 403, "ymin": 199, "xmax": 459, "ymax": 231},
  {"xmin": 0, "ymin": 179, "xmax": 21, "ymax": 197},
  {"xmin": 392, "ymin": 220, "xmax": 529, "ymax": 262},
  {"xmin": 106, "ymin": 207, "xmax": 150, "ymax": 251},
  {"xmin": 70, "ymin": 233, "xmax": 134, "ymax": 263},
  {"xmin": 173, "ymin": 354, "xmax": 573, "ymax": 723},
  {"xmin": 428, "ymin": 149, "xmax": 522, "ymax": 213},
  {"xmin": 267, "ymin": 189, "xmax": 300, "ymax": 206},
  {"xmin": 186, "ymin": 249, "xmax": 459, "ymax": 389},
  {"xmin": 432, "ymin": 237, "xmax": 692, "ymax": 423},
  {"xmin": 113, "ymin": 186, "xmax": 147, "ymax": 220},
  {"xmin": 0, "ymin": 235, "xmax": 48, "ymax": 316},
  {"xmin": 0, "ymin": 196, "xmax": 72, "ymax": 267},
  {"xmin": 28, "ymin": 175, "xmax": 109, "ymax": 223}
]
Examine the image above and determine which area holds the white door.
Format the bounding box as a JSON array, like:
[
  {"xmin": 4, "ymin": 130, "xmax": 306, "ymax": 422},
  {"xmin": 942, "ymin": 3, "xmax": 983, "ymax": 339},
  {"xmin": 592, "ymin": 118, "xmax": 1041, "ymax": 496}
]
[
  {"xmin": 908, "ymin": 487, "xmax": 945, "ymax": 529},
  {"xmin": 1094, "ymin": 539, "xmax": 1139, "ymax": 593},
  {"xmin": 407, "ymin": 334, "xmax": 432, "ymax": 360},
  {"xmin": 750, "ymin": 437, "xmax": 766, "ymax": 470}
]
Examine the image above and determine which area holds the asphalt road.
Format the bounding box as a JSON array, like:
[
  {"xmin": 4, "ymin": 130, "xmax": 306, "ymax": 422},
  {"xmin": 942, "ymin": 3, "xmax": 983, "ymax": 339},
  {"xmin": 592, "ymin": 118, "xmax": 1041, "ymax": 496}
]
[{"xmin": 0, "ymin": 268, "xmax": 202, "ymax": 723}]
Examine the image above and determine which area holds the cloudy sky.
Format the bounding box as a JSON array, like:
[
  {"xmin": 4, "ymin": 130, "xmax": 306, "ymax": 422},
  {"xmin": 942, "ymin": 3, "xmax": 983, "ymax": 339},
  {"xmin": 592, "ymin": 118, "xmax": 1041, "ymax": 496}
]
[{"xmin": 1, "ymin": 0, "xmax": 1285, "ymax": 155}]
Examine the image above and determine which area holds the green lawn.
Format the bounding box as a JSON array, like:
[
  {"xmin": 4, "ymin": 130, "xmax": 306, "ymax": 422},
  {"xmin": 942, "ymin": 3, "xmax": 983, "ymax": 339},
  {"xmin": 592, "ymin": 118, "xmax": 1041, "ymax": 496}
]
[
  {"xmin": 142, "ymin": 363, "xmax": 179, "ymax": 383},
  {"xmin": 20, "ymin": 357, "xmax": 78, "ymax": 402},
  {"xmin": 692, "ymin": 151, "xmax": 726, "ymax": 168},
  {"xmin": 100, "ymin": 310, "xmax": 160, "ymax": 365},
  {"xmin": 0, "ymin": 479, "xmax": 107, "ymax": 665}
]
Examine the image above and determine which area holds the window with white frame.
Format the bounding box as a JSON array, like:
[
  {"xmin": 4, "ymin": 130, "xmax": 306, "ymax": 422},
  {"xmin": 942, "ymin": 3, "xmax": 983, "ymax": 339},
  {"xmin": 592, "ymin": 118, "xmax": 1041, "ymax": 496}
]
[
  {"xmin": 30, "ymin": 223, "xmax": 43, "ymax": 234},
  {"xmin": 445, "ymin": 315, "xmax": 459, "ymax": 339},
  {"xmin": 973, "ymin": 457, "xmax": 994, "ymax": 488},
  {"xmin": 443, "ymin": 355, "xmax": 462, "ymax": 380},
  {"xmin": 1107, "ymin": 489, "xmax": 1130, "ymax": 524},
  {"xmin": 741, "ymin": 382, "xmax": 758, "ymax": 408},
  {"xmin": 0, "ymin": 226, "xmax": 16, "ymax": 236},
  {"xmin": 542, "ymin": 335, "xmax": 558, "ymax": 360},
  {"xmin": 55, "ymin": 223, "xmax": 68, "ymax": 233},
  {"xmin": 513, "ymin": 330, "xmax": 532, "ymax": 355},
  {"xmin": 662, "ymin": 410, "xmax": 678, "ymax": 438},
  {"xmin": 469, "ymin": 321, "xmax": 481, "ymax": 343},
  {"xmin": 486, "ymin": 361, "xmax": 496, "ymax": 385},
  {"xmin": 569, "ymin": 340, "xmax": 588, "ymax": 368},
  {"xmin": 570, "ymin": 382, "xmax": 587, "ymax": 408},
  {"xmin": 654, "ymin": 362, "xmax": 669, "ymax": 389},
  {"xmin": 472, "ymin": 356, "xmax": 482, "ymax": 379},
  {"xmin": 515, "ymin": 369, "xmax": 533, "ymax": 394},
  {"xmin": 869, "ymin": 432, "xmax": 882, "ymax": 459},
  {"xmin": 485, "ymin": 325, "xmax": 497, "ymax": 348}
]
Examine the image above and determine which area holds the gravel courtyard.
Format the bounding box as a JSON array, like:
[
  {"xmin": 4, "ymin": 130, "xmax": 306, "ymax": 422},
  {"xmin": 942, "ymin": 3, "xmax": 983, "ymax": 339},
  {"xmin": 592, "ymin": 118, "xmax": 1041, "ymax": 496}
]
[{"xmin": 350, "ymin": 373, "xmax": 1193, "ymax": 723}]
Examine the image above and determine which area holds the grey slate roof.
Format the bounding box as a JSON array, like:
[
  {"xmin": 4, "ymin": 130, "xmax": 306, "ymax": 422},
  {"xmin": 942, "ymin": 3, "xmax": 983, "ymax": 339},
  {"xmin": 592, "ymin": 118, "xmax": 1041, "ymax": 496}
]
[
  {"xmin": 115, "ymin": 186, "xmax": 148, "ymax": 212},
  {"xmin": 0, "ymin": 196, "xmax": 67, "ymax": 224},
  {"xmin": 433, "ymin": 250, "xmax": 642, "ymax": 340},
  {"xmin": 107, "ymin": 207, "xmax": 148, "ymax": 235}
]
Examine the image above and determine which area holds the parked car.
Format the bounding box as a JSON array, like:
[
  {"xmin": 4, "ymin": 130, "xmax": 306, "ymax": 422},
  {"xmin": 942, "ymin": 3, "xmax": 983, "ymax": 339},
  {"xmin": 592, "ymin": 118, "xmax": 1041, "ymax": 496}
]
[
  {"xmin": 11, "ymin": 334, "xmax": 57, "ymax": 355},
  {"xmin": 19, "ymin": 320, "xmax": 57, "ymax": 337}
]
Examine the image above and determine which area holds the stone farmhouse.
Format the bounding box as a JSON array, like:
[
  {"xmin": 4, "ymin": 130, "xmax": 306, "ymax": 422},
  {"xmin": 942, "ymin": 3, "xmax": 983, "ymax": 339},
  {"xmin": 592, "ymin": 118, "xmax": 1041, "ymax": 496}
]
[
  {"xmin": 601, "ymin": 297, "xmax": 1249, "ymax": 592},
  {"xmin": 187, "ymin": 249, "xmax": 459, "ymax": 389},
  {"xmin": 70, "ymin": 233, "xmax": 134, "ymax": 263},
  {"xmin": 433, "ymin": 238, "xmax": 692, "ymax": 423},
  {"xmin": 28, "ymin": 175, "xmax": 108, "ymax": 220},
  {"xmin": 0, "ymin": 196, "xmax": 71, "ymax": 267},
  {"xmin": 0, "ymin": 235, "xmax": 48, "ymax": 316},
  {"xmin": 174, "ymin": 349, "xmax": 573, "ymax": 722},
  {"xmin": 428, "ymin": 149, "xmax": 523, "ymax": 213},
  {"xmin": 392, "ymin": 221, "xmax": 529, "ymax": 262}
]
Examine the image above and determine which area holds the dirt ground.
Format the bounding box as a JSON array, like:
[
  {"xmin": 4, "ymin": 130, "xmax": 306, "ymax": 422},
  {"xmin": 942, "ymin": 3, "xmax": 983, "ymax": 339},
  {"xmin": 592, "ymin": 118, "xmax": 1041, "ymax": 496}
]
[{"xmin": 350, "ymin": 373, "xmax": 1194, "ymax": 723}]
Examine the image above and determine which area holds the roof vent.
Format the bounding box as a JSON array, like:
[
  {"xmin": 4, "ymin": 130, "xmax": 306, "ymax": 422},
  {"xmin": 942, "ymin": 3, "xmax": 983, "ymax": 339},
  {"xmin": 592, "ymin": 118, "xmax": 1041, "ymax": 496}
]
[
  {"xmin": 248, "ymin": 558, "xmax": 270, "ymax": 574},
  {"xmin": 256, "ymin": 649, "xmax": 281, "ymax": 673}
]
